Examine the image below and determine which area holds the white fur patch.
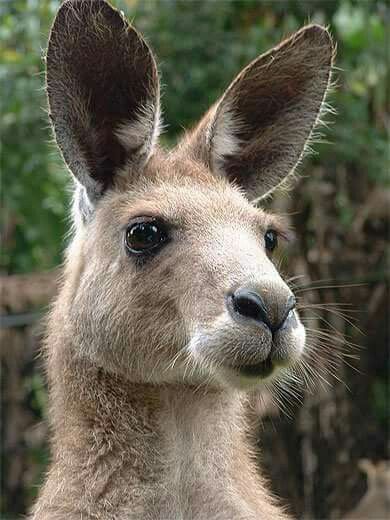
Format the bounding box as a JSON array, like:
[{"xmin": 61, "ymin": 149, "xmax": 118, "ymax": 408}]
[
  {"xmin": 207, "ymin": 102, "xmax": 243, "ymax": 175},
  {"xmin": 115, "ymin": 100, "xmax": 161, "ymax": 168},
  {"xmin": 288, "ymin": 310, "xmax": 306, "ymax": 358}
]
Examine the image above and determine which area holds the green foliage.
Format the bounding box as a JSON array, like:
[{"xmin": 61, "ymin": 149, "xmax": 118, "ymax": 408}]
[
  {"xmin": 1, "ymin": 0, "xmax": 69, "ymax": 274},
  {"xmin": 331, "ymin": 1, "xmax": 388, "ymax": 185}
]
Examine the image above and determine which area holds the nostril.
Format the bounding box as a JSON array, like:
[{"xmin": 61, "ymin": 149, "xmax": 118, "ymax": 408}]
[
  {"xmin": 231, "ymin": 289, "xmax": 269, "ymax": 325},
  {"xmin": 275, "ymin": 294, "xmax": 297, "ymax": 332},
  {"xmin": 228, "ymin": 288, "xmax": 297, "ymax": 333},
  {"xmin": 286, "ymin": 295, "xmax": 296, "ymax": 314}
]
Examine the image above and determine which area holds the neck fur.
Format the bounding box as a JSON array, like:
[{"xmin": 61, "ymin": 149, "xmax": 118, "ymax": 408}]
[{"xmin": 34, "ymin": 341, "xmax": 287, "ymax": 520}]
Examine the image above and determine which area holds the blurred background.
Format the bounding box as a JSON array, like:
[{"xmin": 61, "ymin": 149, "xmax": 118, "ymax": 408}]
[{"xmin": 1, "ymin": 0, "xmax": 388, "ymax": 518}]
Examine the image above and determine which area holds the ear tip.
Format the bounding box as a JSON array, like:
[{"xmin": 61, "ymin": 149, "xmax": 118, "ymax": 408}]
[
  {"xmin": 49, "ymin": 0, "xmax": 130, "ymax": 51},
  {"xmin": 55, "ymin": 0, "xmax": 117, "ymax": 23},
  {"xmin": 57, "ymin": 0, "xmax": 108, "ymax": 11},
  {"xmin": 300, "ymin": 24, "xmax": 335, "ymax": 52},
  {"xmin": 59, "ymin": 0, "xmax": 111, "ymax": 8}
]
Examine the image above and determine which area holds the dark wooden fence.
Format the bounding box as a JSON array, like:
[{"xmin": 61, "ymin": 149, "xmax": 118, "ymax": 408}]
[{"xmin": 1, "ymin": 272, "xmax": 58, "ymax": 517}]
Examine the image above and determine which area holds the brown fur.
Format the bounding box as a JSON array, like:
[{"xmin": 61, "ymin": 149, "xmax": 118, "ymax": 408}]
[{"xmin": 31, "ymin": 1, "xmax": 334, "ymax": 518}]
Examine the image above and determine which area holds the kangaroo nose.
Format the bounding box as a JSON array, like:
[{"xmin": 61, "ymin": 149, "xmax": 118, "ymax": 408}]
[{"xmin": 229, "ymin": 287, "xmax": 296, "ymax": 333}]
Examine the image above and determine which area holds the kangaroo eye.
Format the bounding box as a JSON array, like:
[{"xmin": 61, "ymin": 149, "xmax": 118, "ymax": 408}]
[
  {"xmin": 125, "ymin": 218, "xmax": 169, "ymax": 255},
  {"xmin": 264, "ymin": 229, "xmax": 278, "ymax": 252}
]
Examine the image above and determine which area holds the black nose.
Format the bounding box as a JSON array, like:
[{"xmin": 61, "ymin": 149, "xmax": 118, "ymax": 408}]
[{"xmin": 229, "ymin": 288, "xmax": 296, "ymax": 333}]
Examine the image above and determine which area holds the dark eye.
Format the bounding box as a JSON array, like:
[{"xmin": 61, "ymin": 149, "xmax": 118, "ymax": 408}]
[
  {"xmin": 264, "ymin": 229, "xmax": 278, "ymax": 252},
  {"xmin": 125, "ymin": 218, "xmax": 169, "ymax": 255}
]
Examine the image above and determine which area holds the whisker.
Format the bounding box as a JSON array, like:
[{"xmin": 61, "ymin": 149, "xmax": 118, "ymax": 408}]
[
  {"xmin": 285, "ymin": 274, "xmax": 307, "ymax": 284},
  {"xmin": 299, "ymin": 304, "xmax": 361, "ymax": 325},
  {"xmin": 305, "ymin": 308, "xmax": 364, "ymax": 336},
  {"xmin": 298, "ymin": 302, "xmax": 359, "ymax": 311},
  {"xmin": 294, "ymin": 282, "xmax": 366, "ymax": 293},
  {"xmin": 304, "ymin": 327, "xmax": 361, "ymax": 351}
]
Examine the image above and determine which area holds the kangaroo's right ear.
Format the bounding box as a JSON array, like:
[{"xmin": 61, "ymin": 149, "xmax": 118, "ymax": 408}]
[{"xmin": 46, "ymin": 0, "xmax": 160, "ymax": 222}]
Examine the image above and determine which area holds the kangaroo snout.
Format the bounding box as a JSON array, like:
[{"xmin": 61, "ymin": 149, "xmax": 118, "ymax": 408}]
[
  {"xmin": 227, "ymin": 285, "xmax": 296, "ymax": 334},
  {"xmin": 196, "ymin": 277, "xmax": 306, "ymax": 386}
]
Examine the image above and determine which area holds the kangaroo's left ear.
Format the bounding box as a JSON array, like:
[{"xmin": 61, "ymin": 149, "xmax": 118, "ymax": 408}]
[
  {"xmin": 181, "ymin": 25, "xmax": 334, "ymax": 199},
  {"xmin": 46, "ymin": 0, "xmax": 160, "ymax": 222}
]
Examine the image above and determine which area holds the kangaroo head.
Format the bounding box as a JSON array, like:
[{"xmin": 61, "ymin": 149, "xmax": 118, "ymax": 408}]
[{"xmin": 46, "ymin": 0, "xmax": 334, "ymax": 390}]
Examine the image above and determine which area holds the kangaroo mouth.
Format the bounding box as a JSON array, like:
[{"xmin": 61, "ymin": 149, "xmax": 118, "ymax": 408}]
[{"xmin": 234, "ymin": 357, "xmax": 274, "ymax": 378}]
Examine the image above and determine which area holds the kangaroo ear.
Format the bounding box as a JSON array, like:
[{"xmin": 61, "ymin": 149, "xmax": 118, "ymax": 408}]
[
  {"xmin": 46, "ymin": 0, "xmax": 160, "ymax": 221},
  {"xmin": 182, "ymin": 25, "xmax": 334, "ymax": 199}
]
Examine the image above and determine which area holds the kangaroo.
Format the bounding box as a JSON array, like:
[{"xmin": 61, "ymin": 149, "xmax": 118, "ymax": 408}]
[{"xmin": 30, "ymin": 1, "xmax": 334, "ymax": 519}]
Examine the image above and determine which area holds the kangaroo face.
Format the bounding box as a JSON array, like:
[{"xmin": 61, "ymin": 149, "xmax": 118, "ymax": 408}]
[
  {"xmin": 71, "ymin": 169, "xmax": 304, "ymax": 389},
  {"xmin": 47, "ymin": 1, "xmax": 333, "ymax": 390}
]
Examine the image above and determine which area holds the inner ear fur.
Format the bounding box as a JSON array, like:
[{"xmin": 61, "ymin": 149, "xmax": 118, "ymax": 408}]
[
  {"xmin": 46, "ymin": 0, "xmax": 160, "ymax": 206},
  {"xmin": 181, "ymin": 25, "xmax": 335, "ymax": 199}
]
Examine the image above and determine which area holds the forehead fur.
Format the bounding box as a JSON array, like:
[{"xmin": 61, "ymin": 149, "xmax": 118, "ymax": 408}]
[{"xmin": 98, "ymin": 155, "xmax": 287, "ymax": 237}]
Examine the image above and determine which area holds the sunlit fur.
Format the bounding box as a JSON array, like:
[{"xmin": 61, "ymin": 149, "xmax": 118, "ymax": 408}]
[{"xmin": 31, "ymin": 1, "xmax": 335, "ymax": 519}]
